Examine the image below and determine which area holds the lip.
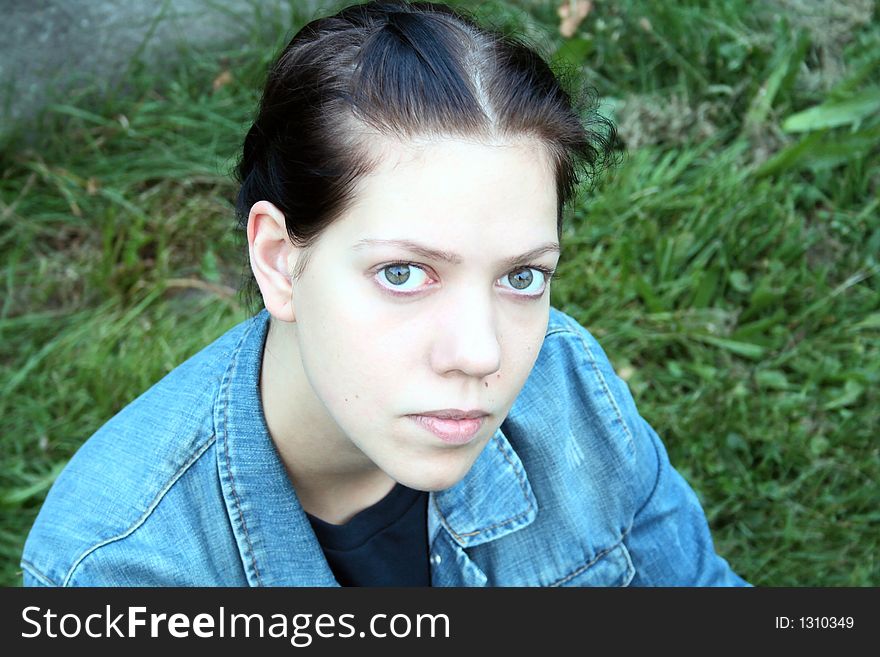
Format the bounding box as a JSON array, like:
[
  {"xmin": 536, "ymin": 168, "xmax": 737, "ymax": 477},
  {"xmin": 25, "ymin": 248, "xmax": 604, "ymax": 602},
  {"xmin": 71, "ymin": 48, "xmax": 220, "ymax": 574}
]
[
  {"xmin": 414, "ymin": 408, "xmax": 490, "ymax": 420},
  {"xmin": 409, "ymin": 414, "xmax": 487, "ymax": 445}
]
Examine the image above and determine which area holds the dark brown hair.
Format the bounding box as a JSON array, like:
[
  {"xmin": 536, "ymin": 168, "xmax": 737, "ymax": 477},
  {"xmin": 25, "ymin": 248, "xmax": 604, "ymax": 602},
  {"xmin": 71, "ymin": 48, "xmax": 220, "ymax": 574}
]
[{"xmin": 235, "ymin": 0, "xmax": 615, "ymax": 311}]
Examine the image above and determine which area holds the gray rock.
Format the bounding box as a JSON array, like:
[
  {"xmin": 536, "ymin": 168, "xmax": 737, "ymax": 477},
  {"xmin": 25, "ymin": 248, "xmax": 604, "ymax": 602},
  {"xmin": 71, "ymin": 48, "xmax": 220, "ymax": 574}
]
[{"xmin": 0, "ymin": 0, "xmax": 329, "ymax": 141}]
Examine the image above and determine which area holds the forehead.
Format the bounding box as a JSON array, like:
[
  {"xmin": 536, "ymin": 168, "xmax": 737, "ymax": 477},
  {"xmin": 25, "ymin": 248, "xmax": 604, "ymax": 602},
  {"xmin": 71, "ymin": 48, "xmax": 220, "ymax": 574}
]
[{"xmin": 339, "ymin": 135, "xmax": 558, "ymax": 239}]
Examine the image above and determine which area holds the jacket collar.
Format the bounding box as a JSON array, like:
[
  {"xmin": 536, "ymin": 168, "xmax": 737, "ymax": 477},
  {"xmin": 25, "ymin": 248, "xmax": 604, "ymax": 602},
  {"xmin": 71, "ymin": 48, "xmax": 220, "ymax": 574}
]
[
  {"xmin": 215, "ymin": 310, "xmax": 537, "ymax": 586},
  {"xmin": 428, "ymin": 425, "xmax": 538, "ymax": 549},
  {"xmin": 215, "ymin": 311, "xmax": 337, "ymax": 586}
]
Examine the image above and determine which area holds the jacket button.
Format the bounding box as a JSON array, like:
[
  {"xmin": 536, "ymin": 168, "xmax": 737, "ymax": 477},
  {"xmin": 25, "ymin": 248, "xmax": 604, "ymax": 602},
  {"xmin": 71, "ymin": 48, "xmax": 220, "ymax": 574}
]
[{"xmin": 432, "ymin": 554, "xmax": 442, "ymax": 565}]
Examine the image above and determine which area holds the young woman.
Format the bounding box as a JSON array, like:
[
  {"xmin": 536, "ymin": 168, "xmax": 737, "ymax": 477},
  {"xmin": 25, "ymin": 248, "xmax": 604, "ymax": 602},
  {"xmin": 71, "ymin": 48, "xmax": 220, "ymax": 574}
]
[{"xmin": 22, "ymin": 0, "xmax": 749, "ymax": 587}]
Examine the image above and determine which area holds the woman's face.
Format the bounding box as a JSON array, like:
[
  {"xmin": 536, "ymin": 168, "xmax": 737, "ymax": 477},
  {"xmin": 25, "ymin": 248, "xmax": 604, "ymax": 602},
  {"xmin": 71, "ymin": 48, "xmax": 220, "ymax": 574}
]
[{"xmin": 281, "ymin": 136, "xmax": 559, "ymax": 492}]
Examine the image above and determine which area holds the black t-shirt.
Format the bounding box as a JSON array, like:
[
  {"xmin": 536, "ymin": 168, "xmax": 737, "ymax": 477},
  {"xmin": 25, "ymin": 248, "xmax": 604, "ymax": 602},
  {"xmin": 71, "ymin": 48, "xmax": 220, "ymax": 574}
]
[{"xmin": 305, "ymin": 483, "xmax": 431, "ymax": 586}]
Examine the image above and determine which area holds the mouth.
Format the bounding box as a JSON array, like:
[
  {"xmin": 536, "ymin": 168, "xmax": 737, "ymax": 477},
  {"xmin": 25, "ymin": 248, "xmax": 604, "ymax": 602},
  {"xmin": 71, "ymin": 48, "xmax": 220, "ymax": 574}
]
[
  {"xmin": 408, "ymin": 414, "xmax": 486, "ymax": 445},
  {"xmin": 413, "ymin": 408, "xmax": 490, "ymax": 420}
]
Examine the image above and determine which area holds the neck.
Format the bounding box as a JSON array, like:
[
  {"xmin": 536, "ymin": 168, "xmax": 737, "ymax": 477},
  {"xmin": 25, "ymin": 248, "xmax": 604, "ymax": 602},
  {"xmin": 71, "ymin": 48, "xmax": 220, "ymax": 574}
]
[{"xmin": 259, "ymin": 316, "xmax": 396, "ymax": 524}]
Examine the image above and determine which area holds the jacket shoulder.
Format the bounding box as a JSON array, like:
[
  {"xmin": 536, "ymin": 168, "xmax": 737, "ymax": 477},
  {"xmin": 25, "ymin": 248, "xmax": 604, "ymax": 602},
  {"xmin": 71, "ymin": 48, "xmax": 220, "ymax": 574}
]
[
  {"xmin": 538, "ymin": 306, "xmax": 646, "ymax": 453},
  {"xmin": 21, "ymin": 314, "xmax": 258, "ymax": 586},
  {"xmin": 512, "ymin": 306, "xmax": 660, "ymax": 509}
]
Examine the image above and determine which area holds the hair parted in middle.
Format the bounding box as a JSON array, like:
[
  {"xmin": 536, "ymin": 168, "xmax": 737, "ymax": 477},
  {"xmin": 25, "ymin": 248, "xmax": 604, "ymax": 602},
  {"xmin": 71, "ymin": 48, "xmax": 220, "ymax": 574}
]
[{"xmin": 235, "ymin": 0, "xmax": 617, "ymax": 310}]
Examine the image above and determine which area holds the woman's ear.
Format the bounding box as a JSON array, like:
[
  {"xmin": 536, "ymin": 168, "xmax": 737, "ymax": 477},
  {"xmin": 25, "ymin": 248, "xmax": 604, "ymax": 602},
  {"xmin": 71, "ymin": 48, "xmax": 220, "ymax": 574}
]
[{"xmin": 247, "ymin": 200, "xmax": 299, "ymax": 322}]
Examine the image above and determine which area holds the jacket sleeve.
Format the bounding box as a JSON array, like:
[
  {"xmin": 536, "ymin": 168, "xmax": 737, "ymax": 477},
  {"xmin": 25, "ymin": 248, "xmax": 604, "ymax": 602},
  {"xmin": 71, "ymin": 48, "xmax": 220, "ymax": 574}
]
[
  {"xmin": 623, "ymin": 414, "xmax": 751, "ymax": 586},
  {"xmin": 559, "ymin": 310, "xmax": 750, "ymax": 587}
]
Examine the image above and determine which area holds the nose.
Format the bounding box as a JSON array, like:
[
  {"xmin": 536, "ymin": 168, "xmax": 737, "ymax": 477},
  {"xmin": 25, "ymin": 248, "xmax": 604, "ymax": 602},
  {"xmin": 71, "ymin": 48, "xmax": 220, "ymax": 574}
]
[{"xmin": 430, "ymin": 288, "xmax": 502, "ymax": 379}]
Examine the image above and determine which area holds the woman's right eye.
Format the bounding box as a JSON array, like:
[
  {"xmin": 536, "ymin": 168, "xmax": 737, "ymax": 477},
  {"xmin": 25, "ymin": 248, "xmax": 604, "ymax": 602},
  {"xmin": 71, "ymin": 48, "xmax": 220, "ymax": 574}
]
[{"xmin": 375, "ymin": 263, "xmax": 431, "ymax": 294}]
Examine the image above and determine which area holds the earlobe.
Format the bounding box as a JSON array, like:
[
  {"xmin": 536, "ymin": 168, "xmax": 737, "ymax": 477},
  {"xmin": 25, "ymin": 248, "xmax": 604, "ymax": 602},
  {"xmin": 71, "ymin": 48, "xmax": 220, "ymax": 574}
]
[{"xmin": 247, "ymin": 200, "xmax": 298, "ymax": 322}]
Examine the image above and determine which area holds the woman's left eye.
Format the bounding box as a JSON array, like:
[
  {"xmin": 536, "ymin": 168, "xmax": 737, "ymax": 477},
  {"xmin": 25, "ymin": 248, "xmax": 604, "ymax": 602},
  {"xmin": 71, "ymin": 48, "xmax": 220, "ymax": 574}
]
[
  {"xmin": 374, "ymin": 263, "xmax": 553, "ymax": 297},
  {"xmin": 499, "ymin": 267, "xmax": 552, "ymax": 295}
]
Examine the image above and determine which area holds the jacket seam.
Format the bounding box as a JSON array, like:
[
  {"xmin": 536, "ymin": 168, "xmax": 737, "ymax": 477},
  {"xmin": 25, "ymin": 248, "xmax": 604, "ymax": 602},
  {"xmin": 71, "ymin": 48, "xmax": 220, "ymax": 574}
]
[
  {"xmin": 565, "ymin": 325, "xmax": 636, "ymax": 455},
  {"xmin": 218, "ymin": 315, "xmax": 264, "ymax": 587},
  {"xmin": 21, "ymin": 560, "xmax": 57, "ymax": 586},
  {"xmin": 221, "ymin": 404, "xmax": 263, "ymax": 586},
  {"xmin": 549, "ymin": 527, "xmax": 632, "ymax": 586},
  {"xmin": 434, "ymin": 433, "xmax": 534, "ymax": 543},
  {"xmin": 544, "ymin": 326, "xmax": 572, "ymax": 339},
  {"xmin": 60, "ymin": 435, "xmax": 217, "ymax": 586},
  {"xmin": 630, "ymin": 417, "xmax": 664, "ymax": 520}
]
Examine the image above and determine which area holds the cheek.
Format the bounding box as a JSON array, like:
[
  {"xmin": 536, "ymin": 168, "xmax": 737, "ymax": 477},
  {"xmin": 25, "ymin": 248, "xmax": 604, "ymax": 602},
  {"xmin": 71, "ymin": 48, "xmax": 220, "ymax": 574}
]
[
  {"xmin": 501, "ymin": 311, "xmax": 549, "ymax": 372},
  {"xmin": 298, "ymin": 292, "xmax": 413, "ymax": 413}
]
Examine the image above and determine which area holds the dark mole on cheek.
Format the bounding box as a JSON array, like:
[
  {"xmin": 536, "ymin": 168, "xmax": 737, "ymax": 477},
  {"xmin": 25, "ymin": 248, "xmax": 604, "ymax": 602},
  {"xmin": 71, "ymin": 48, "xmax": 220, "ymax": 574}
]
[{"xmin": 485, "ymin": 381, "xmax": 488, "ymax": 387}]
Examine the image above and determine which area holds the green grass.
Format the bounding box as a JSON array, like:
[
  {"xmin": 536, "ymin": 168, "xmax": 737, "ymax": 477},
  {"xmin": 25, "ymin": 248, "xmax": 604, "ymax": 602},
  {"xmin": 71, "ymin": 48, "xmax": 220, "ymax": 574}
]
[{"xmin": 1, "ymin": 0, "xmax": 878, "ymax": 586}]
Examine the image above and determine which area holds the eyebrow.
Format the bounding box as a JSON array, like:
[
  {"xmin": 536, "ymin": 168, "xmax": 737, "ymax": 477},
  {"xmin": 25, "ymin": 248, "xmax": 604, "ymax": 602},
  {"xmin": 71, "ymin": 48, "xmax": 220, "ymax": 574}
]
[{"xmin": 352, "ymin": 238, "xmax": 560, "ymax": 269}]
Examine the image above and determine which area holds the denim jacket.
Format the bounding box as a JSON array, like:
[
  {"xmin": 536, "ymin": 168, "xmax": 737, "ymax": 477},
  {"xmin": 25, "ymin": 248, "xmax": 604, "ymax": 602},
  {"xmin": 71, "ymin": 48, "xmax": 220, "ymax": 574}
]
[{"xmin": 21, "ymin": 306, "xmax": 749, "ymax": 587}]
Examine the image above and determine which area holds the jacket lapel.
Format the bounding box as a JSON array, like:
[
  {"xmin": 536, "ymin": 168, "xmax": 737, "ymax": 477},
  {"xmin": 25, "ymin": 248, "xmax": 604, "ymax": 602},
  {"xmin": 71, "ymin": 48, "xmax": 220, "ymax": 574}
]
[{"xmin": 428, "ymin": 424, "xmax": 538, "ymax": 585}]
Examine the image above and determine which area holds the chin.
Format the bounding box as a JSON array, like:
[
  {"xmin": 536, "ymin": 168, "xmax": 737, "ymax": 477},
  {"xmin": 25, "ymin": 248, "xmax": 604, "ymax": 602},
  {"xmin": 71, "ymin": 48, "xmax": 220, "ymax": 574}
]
[{"xmin": 393, "ymin": 453, "xmax": 479, "ymax": 493}]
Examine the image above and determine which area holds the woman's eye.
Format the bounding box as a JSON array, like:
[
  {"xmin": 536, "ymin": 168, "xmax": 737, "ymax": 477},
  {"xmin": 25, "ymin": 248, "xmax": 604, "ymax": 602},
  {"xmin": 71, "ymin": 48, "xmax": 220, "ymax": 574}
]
[
  {"xmin": 376, "ymin": 263, "xmax": 431, "ymax": 292},
  {"xmin": 498, "ymin": 267, "xmax": 548, "ymax": 296}
]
